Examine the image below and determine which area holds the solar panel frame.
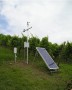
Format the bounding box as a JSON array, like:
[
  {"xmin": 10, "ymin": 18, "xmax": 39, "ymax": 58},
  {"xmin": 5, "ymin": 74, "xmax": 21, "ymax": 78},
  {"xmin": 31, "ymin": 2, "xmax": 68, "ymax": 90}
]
[{"xmin": 36, "ymin": 47, "xmax": 59, "ymax": 70}]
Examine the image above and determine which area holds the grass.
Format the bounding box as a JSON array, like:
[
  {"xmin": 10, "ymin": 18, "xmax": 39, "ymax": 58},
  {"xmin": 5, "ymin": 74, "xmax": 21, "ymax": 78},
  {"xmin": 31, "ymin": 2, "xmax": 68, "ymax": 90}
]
[
  {"xmin": 0, "ymin": 46, "xmax": 24, "ymax": 63},
  {"xmin": 0, "ymin": 46, "xmax": 72, "ymax": 90},
  {"xmin": 0, "ymin": 46, "xmax": 14, "ymax": 62}
]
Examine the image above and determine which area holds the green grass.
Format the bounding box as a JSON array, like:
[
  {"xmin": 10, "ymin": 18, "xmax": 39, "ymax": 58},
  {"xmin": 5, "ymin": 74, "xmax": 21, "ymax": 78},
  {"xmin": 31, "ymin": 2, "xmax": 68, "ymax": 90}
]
[
  {"xmin": 0, "ymin": 46, "xmax": 72, "ymax": 90},
  {"xmin": 0, "ymin": 62, "xmax": 72, "ymax": 90},
  {"xmin": 0, "ymin": 46, "xmax": 24, "ymax": 63},
  {"xmin": 0, "ymin": 46, "xmax": 14, "ymax": 63}
]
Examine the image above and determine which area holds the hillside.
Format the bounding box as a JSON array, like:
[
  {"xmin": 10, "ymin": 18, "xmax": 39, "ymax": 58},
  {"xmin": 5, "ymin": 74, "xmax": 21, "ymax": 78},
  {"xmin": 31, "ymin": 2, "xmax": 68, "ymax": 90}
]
[{"xmin": 0, "ymin": 46, "xmax": 72, "ymax": 90}]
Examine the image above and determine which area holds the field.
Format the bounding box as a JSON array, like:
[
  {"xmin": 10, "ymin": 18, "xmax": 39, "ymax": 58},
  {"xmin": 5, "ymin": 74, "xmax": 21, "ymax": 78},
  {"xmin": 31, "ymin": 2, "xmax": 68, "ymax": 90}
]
[{"xmin": 0, "ymin": 46, "xmax": 72, "ymax": 90}]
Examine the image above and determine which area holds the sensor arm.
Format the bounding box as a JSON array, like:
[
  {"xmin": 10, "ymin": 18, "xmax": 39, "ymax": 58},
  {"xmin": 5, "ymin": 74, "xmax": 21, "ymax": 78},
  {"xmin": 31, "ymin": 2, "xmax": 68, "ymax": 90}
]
[{"xmin": 23, "ymin": 27, "xmax": 32, "ymax": 32}]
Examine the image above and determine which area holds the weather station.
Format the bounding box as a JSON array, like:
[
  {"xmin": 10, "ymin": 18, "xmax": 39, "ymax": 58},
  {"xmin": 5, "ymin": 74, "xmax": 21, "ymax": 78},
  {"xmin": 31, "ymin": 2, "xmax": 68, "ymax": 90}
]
[{"xmin": 23, "ymin": 22, "xmax": 32, "ymax": 64}]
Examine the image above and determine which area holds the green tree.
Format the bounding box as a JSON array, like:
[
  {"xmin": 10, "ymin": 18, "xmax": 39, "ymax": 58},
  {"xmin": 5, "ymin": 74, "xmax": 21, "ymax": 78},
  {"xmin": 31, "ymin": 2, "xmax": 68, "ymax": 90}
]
[
  {"xmin": 40, "ymin": 36, "xmax": 49, "ymax": 51},
  {"xmin": 49, "ymin": 43, "xmax": 59, "ymax": 59},
  {"xmin": 0, "ymin": 34, "xmax": 4, "ymax": 45},
  {"xmin": 10, "ymin": 35, "xmax": 19, "ymax": 47},
  {"xmin": 63, "ymin": 42, "xmax": 72, "ymax": 62},
  {"xmin": 0, "ymin": 34, "xmax": 12, "ymax": 47},
  {"xmin": 18, "ymin": 34, "xmax": 27, "ymax": 54},
  {"xmin": 29, "ymin": 36, "xmax": 40, "ymax": 54}
]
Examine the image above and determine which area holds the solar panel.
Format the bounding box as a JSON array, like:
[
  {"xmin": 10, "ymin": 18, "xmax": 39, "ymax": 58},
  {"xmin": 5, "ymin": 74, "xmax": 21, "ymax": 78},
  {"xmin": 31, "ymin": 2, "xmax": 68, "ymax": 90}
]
[{"xmin": 36, "ymin": 47, "xmax": 59, "ymax": 70}]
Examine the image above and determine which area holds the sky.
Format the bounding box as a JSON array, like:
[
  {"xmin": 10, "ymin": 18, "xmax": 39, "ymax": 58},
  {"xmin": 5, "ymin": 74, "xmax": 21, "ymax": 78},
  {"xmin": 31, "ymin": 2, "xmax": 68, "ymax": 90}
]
[{"xmin": 0, "ymin": 0, "xmax": 72, "ymax": 44}]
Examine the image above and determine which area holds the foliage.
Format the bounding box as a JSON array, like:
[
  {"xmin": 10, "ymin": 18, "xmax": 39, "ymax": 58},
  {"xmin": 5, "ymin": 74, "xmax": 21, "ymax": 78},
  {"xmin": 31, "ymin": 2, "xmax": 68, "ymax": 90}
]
[
  {"xmin": 10, "ymin": 35, "xmax": 20, "ymax": 47},
  {"xmin": 0, "ymin": 33, "xmax": 72, "ymax": 63},
  {"xmin": 40, "ymin": 36, "xmax": 49, "ymax": 51},
  {"xmin": 0, "ymin": 34, "xmax": 11, "ymax": 47},
  {"xmin": 49, "ymin": 43, "xmax": 59, "ymax": 59},
  {"xmin": 62, "ymin": 42, "xmax": 72, "ymax": 62},
  {"xmin": 0, "ymin": 34, "xmax": 72, "ymax": 90},
  {"xmin": 29, "ymin": 36, "xmax": 40, "ymax": 54}
]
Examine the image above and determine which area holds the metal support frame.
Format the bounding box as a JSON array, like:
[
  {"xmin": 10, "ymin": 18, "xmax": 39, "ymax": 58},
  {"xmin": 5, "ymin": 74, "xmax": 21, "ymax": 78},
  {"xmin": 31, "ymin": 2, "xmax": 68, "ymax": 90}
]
[{"xmin": 23, "ymin": 22, "xmax": 32, "ymax": 64}]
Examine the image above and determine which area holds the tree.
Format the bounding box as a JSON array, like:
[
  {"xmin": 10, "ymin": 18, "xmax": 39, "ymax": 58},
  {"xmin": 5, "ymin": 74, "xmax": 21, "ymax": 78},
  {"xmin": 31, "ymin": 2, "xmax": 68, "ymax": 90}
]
[
  {"xmin": 18, "ymin": 34, "xmax": 27, "ymax": 54},
  {"xmin": 63, "ymin": 42, "xmax": 72, "ymax": 62},
  {"xmin": 0, "ymin": 34, "xmax": 12, "ymax": 47},
  {"xmin": 49, "ymin": 43, "xmax": 59, "ymax": 59},
  {"xmin": 10, "ymin": 35, "xmax": 19, "ymax": 47},
  {"xmin": 5, "ymin": 35, "xmax": 12, "ymax": 47},
  {"xmin": 40, "ymin": 36, "xmax": 49, "ymax": 51},
  {"xmin": 29, "ymin": 36, "xmax": 40, "ymax": 54},
  {"xmin": 0, "ymin": 34, "xmax": 4, "ymax": 45}
]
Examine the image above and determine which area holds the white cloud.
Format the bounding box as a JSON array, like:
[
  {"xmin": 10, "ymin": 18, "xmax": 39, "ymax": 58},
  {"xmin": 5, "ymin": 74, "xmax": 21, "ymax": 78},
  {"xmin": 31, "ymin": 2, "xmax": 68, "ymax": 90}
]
[
  {"xmin": 0, "ymin": 0, "xmax": 72, "ymax": 44},
  {"xmin": 0, "ymin": 0, "xmax": 3, "ymax": 12}
]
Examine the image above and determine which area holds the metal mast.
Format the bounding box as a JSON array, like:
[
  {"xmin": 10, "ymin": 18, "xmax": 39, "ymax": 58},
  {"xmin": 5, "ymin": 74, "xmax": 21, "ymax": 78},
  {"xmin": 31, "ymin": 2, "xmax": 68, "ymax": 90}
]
[{"xmin": 23, "ymin": 22, "xmax": 32, "ymax": 64}]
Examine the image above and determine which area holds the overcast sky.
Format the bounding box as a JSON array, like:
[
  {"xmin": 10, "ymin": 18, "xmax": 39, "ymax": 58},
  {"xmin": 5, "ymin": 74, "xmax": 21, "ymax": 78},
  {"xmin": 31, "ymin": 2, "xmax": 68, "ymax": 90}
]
[{"xmin": 0, "ymin": 0, "xmax": 72, "ymax": 44}]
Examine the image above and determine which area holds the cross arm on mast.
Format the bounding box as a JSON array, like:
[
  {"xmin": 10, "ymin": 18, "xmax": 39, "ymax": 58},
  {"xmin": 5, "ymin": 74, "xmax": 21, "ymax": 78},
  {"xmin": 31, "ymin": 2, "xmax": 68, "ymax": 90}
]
[{"xmin": 23, "ymin": 27, "xmax": 32, "ymax": 32}]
